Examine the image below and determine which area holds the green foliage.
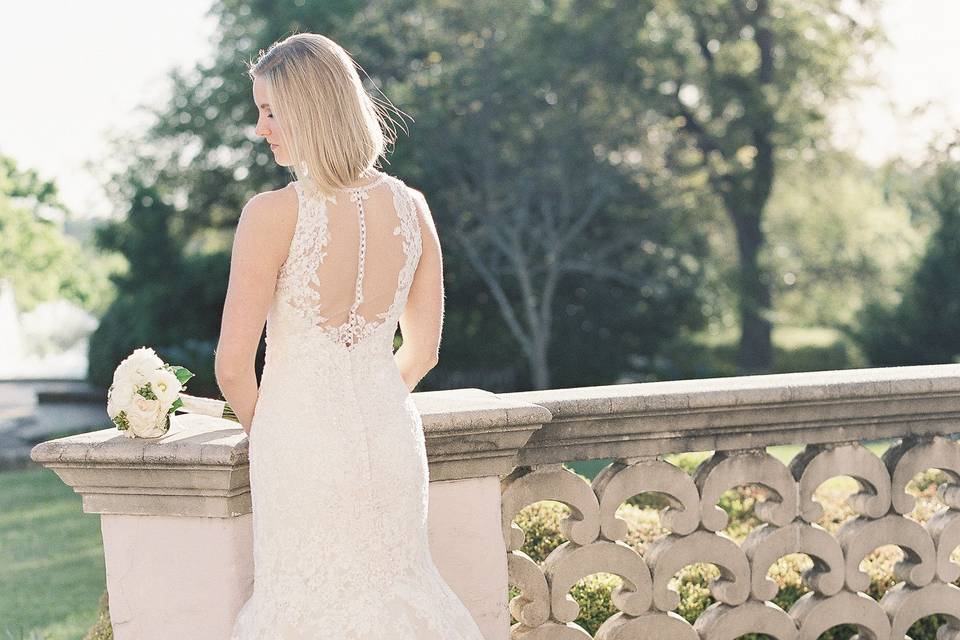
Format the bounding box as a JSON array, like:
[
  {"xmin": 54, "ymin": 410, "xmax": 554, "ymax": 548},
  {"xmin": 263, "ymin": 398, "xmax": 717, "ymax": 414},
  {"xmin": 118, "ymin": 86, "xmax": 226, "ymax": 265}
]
[
  {"xmin": 856, "ymin": 154, "xmax": 960, "ymax": 365},
  {"xmin": 87, "ymin": 182, "xmax": 232, "ymax": 396},
  {"xmin": 82, "ymin": 592, "xmax": 112, "ymax": 640},
  {"xmin": 97, "ymin": 0, "xmax": 715, "ymax": 392},
  {"xmin": 0, "ymin": 154, "xmax": 66, "ymax": 209},
  {"xmin": 0, "ymin": 155, "xmax": 116, "ymax": 314},
  {"xmin": 581, "ymin": 0, "xmax": 884, "ymax": 372},
  {"xmin": 765, "ymin": 152, "xmax": 923, "ymax": 329},
  {"xmin": 628, "ymin": 324, "xmax": 865, "ymax": 381}
]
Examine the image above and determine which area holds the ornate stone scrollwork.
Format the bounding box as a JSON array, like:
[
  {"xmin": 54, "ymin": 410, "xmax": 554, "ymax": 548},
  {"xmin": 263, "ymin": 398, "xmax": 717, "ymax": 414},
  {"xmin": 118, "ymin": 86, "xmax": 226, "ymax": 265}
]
[
  {"xmin": 594, "ymin": 611, "xmax": 698, "ymax": 640},
  {"xmin": 885, "ymin": 436, "xmax": 960, "ymax": 515},
  {"xmin": 645, "ymin": 529, "xmax": 751, "ymax": 611},
  {"xmin": 542, "ymin": 540, "xmax": 652, "ymax": 622},
  {"xmin": 837, "ymin": 515, "xmax": 938, "ymax": 592},
  {"xmin": 501, "ymin": 465, "xmax": 601, "ymax": 551},
  {"xmin": 790, "ymin": 443, "xmax": 892, "ymax": 521},
  {"xmin": 511, "ymin": 621, "xmax": 593, "ymax": 639},
  {"xmin": 592, "ymin": 458, "xmax": 700, "ymax": 539},
  {"xmin": 693, "ymin": 600, "xmax": 798, "ymax": 640},
  {"xmin": 695, "ymin": 450, "xmax": 799, "ymax": 531},
  {"xmin": 742, "ymin": 521, "xmax": 845, "ymax": 600},
  {"xmin": 880, "ymin": 582, "xmax": 960, "ymax": 640},
  {"xmin": 926, "ymin": 508, "xmax": 960, "ymax": 583},
  {"xmin": 507, "ymin": 551, "xmax": 550, "ymax": 628},
  {"xmin": 501, "ymin": 415, "xmax": 960, "ymax": 639},
  {"xmin": 789, "ymin": 590, "xmax": 891, "ymax": 640}
]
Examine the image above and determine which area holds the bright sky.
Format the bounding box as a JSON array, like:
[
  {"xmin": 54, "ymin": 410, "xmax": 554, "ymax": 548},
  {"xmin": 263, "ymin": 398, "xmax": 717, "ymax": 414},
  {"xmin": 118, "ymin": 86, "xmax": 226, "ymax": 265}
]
[
  {"xmin": 2, "ymin": 1, "xmax": 959, "ymax": 219},
  {"xmin": 1, "ymin": 1, "xmax": 217, "ymax": 217}
]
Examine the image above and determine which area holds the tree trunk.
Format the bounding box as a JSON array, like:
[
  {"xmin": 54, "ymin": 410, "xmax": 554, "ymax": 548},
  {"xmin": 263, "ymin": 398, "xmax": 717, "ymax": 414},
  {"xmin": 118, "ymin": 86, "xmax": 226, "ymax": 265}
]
[
  {"xmin": 530, "ymin": 335, "xmax": 551, "ymax": 390},
  {"xmin": 729, "ymin": 205, "xmax": 773, "ymax": 374}
]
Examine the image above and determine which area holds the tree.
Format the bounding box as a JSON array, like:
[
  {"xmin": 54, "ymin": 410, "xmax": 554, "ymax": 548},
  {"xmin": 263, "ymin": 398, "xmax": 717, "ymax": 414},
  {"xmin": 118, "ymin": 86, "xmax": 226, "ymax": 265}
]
[
  {"xmin": 95, "ymin": 0, "xmax": 710, "ymax": 391},
  {"xmin": 88, "ymin": 178, "xmax": 232, "ymax": 395},
  {"xmin": 0, "ymin": 154, "xmax": 114, "ymax": 314},
  {"xmin": 765, "ymin": 151, "xmax": 923, "ymax": 330},
  {"xmin": 385, "ymin": 1, "xmax": 708, "ymax": 388},
  {"xmin": 585, "ymin": 0, "xmax": 881, "ymax": 373},
  {"xmin": 856, "ymin": 148, "xmax": 960, "ymax": 365}
]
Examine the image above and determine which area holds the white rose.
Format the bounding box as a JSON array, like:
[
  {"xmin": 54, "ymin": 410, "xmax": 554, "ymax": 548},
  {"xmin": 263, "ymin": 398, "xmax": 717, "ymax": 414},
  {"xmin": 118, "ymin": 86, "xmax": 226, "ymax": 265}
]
[
  {"xmin": 126, "ymin": 395, "xmax": 168, "ymax": 438},
  {"xmin": 115, "ymin": 347, "xmax": 165, "ymax": 382},
  {"xmin": 106, "ymin": 380, "xmax": 138, "ymax": 419},
  {"xmin": 107, "ymin": 380, "xmax": 137, "ymax": 418},
  {"xmin": 148, "ymin": 368, "xmax": 182, "ymax": 411}
]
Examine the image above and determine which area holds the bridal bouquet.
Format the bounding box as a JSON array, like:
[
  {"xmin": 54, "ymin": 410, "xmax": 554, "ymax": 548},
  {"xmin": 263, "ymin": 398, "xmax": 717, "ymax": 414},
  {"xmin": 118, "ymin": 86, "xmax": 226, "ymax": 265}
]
[{"xmin": 107, "ymin": 346, "xmax": 238, "ymax": 438}]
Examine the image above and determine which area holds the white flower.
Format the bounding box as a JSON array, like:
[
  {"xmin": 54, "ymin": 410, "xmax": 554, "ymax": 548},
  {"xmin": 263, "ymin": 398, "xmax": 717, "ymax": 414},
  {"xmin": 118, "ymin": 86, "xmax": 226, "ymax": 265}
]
[
  {"xmin": 106, "ymin": 379, "xmax": 137, "ymax": 419},
  {"xmin": 148, "ymin": 368, "xmax": 182, "ymax": 411},
  {"xmin": 115, "ymin": 347, "xmax": 165, "ymax": 383},
  {"xmin": 126, "ymin": 395, "xmax": 168, "ymax": 438}
]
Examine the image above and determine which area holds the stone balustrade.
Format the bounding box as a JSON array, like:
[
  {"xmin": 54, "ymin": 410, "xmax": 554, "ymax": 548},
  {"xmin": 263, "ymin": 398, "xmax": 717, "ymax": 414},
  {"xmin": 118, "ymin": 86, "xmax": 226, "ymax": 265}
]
[{"xmin": 30, "ymin": 364, "xmax": 960, "ymax": 639}]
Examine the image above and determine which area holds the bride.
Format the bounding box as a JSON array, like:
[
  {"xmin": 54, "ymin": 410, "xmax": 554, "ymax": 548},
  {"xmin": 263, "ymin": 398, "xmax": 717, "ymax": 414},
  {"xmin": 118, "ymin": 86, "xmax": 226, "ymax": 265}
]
[{"xmin": 215, "ymin": 32, "xmax": 487, "ymax": 639}]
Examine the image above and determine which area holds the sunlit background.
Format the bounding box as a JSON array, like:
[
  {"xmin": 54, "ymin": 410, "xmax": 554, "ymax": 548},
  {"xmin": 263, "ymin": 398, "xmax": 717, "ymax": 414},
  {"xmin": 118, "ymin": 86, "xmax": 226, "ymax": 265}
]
[
  {"xmin": 3, "ymin": 0, "xmax": 960, "ymax": 380},
  {"xmin": 4, "ymin": 2, "xmax": 960, "ymax": 637},
  {"xmin": 4, "ymin": 1, "xmax": 960, "ymax": 220}
]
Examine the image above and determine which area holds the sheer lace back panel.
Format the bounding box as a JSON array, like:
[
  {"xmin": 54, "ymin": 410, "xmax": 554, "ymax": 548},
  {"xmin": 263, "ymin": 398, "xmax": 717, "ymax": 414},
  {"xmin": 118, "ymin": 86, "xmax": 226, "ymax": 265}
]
[{"xmin": 276, "ymin": 172, "xmax": 422, "ymax": 352}]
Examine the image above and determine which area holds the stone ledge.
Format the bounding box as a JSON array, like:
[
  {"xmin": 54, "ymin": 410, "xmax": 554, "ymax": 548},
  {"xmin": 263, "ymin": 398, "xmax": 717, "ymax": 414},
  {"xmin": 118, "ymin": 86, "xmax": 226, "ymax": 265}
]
[
  {"xmin": 502, "ymin": 364, "xmax": 960, "ymax": 465},
  {"xmin": 29, "ymin": 388, "xmax": 549, "ymax": 516}
]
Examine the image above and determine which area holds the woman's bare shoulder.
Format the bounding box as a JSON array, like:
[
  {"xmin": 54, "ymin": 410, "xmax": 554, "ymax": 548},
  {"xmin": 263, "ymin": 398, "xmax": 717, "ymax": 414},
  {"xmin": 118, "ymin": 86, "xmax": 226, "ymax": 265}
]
[
  {"xmin": 235, "ymin": 183, "xmax": 300, "ymax": 264},
  {"xmin": 244, "ymin": 182, "xmax": 298, "ymax": 219}
]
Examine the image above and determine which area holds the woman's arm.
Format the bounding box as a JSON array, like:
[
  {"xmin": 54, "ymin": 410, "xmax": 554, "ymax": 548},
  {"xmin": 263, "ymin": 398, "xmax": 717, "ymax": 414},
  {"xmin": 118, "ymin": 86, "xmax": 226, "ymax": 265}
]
[
  {"xmin": 215, "ymin": 186, "xmax": 297, "ymax": 435},
  {"xmin": 395, "ymin": 188, "xmax": 444, "ymax": 392}
]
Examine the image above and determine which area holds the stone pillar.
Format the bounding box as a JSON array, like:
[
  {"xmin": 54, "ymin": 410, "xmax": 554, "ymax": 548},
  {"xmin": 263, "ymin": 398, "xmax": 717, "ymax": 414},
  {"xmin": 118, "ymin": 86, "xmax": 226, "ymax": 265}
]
[
  {"xmin": 101, "ymin": 513, "xmax": 253, "ymax": 639},
  {"xmin": 428, "ymin": 476, "xmax": 509, "ymax": 639},
  {"xmin": 30, "ymin": 414, "xmax": 253, "ymax": 640}
]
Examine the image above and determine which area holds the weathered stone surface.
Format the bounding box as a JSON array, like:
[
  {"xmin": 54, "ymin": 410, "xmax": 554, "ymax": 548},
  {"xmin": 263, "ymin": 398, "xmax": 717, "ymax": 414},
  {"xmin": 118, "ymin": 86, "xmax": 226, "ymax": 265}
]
[
  {"xmin": 503, "ymin": 364, "xmax": 960, "ymax": 465},
  {"xmin": 592, "ymin": 458, "xmax": 700, "ymax": 539},
  {"xmin": 789, "ymin": 590, "xmax": 890, "ymax": 640},
  {"xmin": 501, "ymin": 465, "xmax": 600, "ymax": 551},
  {"xmin": 742, "ymin": 522, "xmax": 845, "ymax": 600},
  {"xmin": 507, "ymin": 551, "xmax": 550, "ymax": 628},
  {"xmin": 791, "ymin": 443, "xmax": 892, "ymax": 521},
  {"xmin": 886, "ymin": 436, "xmax": 960, "ymax": 515},
  {"xmin": 646, "ymin": 530, "xmax": 751, "ymax": 611},
  {"xmin": 926, "ymin": 508, "xmax": 960, "ymax": 583},
  {"xmin": 542, "ymin": 540, "xmax": 652, "ymax": 622},
  {"xmin": 837, "ymin": 515, "xmax": 937, "ymax": 592},
  {"xmin": 696, "ymin": 450, "xmax": 798, "ymax": 531},
  {"xmin": 511, "ymin": 621, "xmax": 592, "ymax": 639},
  {"xmin": 694, "ymin": 601, "xmax": 797, "ymax": 640},
  {"xmin": 595, "ymin": 611, "xmax": 698, "ymax": 640},
  {"xmin": 881, "ymin": 582, "xmax": 960, "ymax": 640}
]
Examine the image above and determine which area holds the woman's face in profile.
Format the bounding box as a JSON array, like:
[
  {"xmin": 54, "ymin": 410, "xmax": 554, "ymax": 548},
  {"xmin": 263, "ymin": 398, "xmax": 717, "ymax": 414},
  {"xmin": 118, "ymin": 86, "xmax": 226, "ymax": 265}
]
[{"xmin": 252, "ymin": 74, "xmax": 291, "ymax": 167}]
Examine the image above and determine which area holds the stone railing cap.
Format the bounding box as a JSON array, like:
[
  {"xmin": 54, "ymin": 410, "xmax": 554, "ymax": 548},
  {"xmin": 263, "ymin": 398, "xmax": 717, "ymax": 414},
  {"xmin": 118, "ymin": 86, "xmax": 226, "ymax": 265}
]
[
  {"xmin": 30, "ymin": 414, "xmax": 247, "ymax": 467},
  {"xmin": 503, "ymin": 364, "xmax": 960, "ymax": 419},
  {"xmin": 30, "ymin": 388, "xmax": 552, "ymax": 469}
]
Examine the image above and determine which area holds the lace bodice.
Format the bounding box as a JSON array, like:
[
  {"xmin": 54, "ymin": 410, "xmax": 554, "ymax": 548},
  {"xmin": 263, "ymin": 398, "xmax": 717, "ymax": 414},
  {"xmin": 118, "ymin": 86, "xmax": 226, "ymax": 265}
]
[{"xmin": 274, "ymin": 170, "xmax": 423, "ymax": 353}]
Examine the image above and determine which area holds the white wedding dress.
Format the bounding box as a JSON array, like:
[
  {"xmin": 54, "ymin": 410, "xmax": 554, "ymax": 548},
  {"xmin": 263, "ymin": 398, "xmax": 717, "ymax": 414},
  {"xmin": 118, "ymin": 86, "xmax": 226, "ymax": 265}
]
[{"xmin": 230, "ymin": 170, "xmax": 487, "ymax": 639}]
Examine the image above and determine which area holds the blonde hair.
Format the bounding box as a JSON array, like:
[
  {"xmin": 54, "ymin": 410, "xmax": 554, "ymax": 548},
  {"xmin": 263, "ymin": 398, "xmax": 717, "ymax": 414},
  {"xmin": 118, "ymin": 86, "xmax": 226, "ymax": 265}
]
[{"xmin": 248, "ymin": 33, "xmax": 407, "ymax": 198}]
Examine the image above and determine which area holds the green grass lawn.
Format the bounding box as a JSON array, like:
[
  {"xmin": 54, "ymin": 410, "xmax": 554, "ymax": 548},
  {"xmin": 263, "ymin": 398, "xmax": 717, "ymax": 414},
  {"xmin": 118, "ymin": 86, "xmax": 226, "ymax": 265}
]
[{"xmin": 0, "ymin": 465, "xmax": 105, "ymax": 640}]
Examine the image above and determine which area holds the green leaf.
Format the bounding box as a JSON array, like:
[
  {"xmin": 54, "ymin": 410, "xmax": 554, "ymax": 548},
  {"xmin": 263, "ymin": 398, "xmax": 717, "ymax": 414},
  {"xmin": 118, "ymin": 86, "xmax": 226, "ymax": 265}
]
[
  {"xmin": 170, "ymin": 397, "xmax": 184, "ymax": 414},
  {"xmin": 173, "ymin": 366, "xmax": 194, "ymax": 385}
]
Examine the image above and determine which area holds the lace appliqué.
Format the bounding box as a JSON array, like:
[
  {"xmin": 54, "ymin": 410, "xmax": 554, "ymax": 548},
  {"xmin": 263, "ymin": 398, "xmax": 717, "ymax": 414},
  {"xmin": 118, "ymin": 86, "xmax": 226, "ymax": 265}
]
[{"xmin": 276, "ymin": 177, "xmax": 422, "ymax": 352}]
